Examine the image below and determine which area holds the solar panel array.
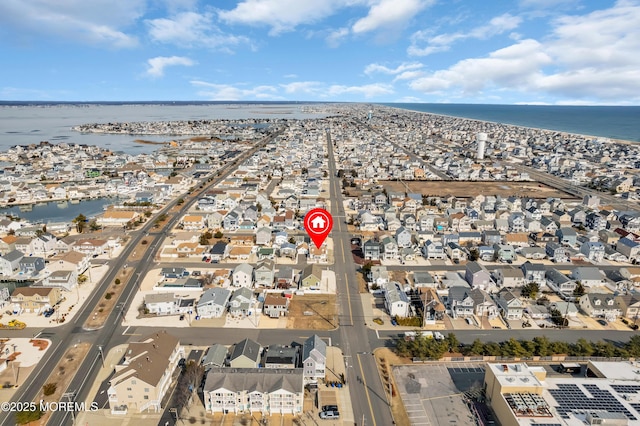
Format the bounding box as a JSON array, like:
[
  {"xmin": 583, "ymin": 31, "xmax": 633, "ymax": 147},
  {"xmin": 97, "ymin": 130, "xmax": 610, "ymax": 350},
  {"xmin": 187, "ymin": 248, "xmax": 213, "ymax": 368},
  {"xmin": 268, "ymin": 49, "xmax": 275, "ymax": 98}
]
[
  {"xmin": 548, "ymin": 383, "xmax": 637, "ymax": 420},
  {"xmin": 612, "ymin": 384, "xmax": 640, "ymax": 394}
]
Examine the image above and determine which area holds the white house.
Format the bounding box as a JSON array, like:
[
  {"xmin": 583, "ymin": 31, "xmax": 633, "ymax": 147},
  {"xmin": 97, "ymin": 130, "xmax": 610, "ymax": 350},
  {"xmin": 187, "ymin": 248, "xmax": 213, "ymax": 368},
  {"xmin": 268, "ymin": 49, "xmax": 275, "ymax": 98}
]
[
  {"xmin": 383, "ymin": 281, "xmax": 410, "ymax": 318},
  {"xmin": 232, "ymin": 263, "xmax": 254, "ymax": 288}
]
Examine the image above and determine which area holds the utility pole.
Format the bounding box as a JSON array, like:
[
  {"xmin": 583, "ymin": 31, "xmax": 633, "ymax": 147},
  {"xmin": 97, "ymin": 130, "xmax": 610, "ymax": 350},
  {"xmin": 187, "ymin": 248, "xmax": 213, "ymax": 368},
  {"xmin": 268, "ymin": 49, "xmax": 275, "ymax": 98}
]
[
  {"xmin": 63, "ymin": 391, "xmax": 76, "ymax": 425},
  {"xmin": 97, "ymin": 345, "xmax": 105, "ymax": 368}
]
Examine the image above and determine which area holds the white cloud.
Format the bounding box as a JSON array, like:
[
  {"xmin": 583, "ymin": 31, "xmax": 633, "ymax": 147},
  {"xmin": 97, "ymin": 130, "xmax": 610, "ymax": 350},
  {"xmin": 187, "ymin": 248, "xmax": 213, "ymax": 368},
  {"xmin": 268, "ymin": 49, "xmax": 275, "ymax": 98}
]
[
  {"xmin": 146, "ymin": 56, "xmax": 196, "ymax": 78},
  {"xmin": 409, "ymin": 13, "xmax": 522, "ymax": 56},
  {"xmin": 326, "ymin": 83, "xmax": 394, "ymax": 98},
  {"xmin": 218, "ymin": 0, "xmax": 359, "ymax": 35},
  {"xmin": 409, "ymin": 39, "xmax": 551, "ymax": 93},
  {"xmin": 280, "ymin": 81, "xmax": 325, "ymax": 96},
  {"xmin": 0, "ymin": 0, "xmax": 142, "ymax": 48},
  {"xmin": 352, "ymin": 0, "xmax": 433, "ymax": 34},
  {"xmin": 146, "ymin": 12, "xmax": 249, "ymax": 50},
  {"xmin": 407, "ymin": 1, "xmax": 640, "ymax": 104},
  {"xmin": 364, "ymin": 62, "xmax": 423, "ymax": 76},
  {"xmin": 191, "ymin": 81, "xmax": 279, "ymax": 100},
  {"xmin": 326, "ymin": 27, "xmax": 350, "ymax": 47}
]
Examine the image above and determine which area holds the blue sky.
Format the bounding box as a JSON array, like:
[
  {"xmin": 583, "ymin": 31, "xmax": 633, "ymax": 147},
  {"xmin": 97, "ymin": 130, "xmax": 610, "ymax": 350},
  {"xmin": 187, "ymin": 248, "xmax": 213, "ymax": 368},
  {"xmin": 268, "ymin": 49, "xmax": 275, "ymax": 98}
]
[{"xmin": 1, "ymin": 0, "xmax": 639, "ymax": 104}]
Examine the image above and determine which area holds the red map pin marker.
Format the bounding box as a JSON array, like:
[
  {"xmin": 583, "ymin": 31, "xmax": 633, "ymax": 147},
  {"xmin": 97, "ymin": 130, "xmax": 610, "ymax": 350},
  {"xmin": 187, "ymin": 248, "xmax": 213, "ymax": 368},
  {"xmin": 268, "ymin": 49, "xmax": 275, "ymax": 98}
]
[{"xmin": 304, "ymin": 208, "xmax": 333, "ymax": 248}]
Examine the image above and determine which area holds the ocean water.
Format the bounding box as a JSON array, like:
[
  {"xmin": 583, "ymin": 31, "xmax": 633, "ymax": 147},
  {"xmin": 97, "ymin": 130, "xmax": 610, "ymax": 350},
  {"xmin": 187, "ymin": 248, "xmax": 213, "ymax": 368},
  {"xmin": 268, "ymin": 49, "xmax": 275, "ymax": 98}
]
[{"xmin": 384, "ymin": 103, "xmax": 640, "ymax": 142}]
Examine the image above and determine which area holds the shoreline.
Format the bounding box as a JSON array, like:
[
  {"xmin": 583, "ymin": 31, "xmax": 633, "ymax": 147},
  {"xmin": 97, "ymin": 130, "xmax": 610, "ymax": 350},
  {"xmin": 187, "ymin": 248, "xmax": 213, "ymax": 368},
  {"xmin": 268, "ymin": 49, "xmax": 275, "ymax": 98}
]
[{"xmin": 384, "ymin": 104, "xmax": 639, "ymax": 145}]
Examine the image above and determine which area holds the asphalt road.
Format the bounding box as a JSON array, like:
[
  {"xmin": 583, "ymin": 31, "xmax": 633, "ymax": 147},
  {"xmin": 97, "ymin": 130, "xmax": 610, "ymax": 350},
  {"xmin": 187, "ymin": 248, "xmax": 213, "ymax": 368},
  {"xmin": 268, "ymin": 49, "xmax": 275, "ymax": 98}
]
[{"xmin": 326, "ymin": 130, "xmax": 395, "ymax": 426}]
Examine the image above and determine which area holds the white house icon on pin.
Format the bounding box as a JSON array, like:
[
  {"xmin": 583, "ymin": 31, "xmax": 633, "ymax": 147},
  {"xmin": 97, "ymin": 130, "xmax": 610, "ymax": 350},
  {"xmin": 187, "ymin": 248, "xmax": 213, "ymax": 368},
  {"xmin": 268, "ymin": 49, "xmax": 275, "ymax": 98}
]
[{"xmin": 311, "ymin": 216, "xmax": 326, "ymax": 229}]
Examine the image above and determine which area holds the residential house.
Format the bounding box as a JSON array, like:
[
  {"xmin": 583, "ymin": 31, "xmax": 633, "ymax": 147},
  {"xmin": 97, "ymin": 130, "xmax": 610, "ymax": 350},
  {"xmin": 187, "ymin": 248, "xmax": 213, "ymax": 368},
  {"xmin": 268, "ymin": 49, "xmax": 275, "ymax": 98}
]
[
  {"xmin": 19, "ymin": 257, "xmax": 45, "ymax": 275},
  {"xmin": 0, "ymin": 250, "xmax": 24, "ymax": 276},
  {"xmin": 10, "ymin": 287, "xmax": 62, "ymax": 314},
  {"xmin": 203, "ymin": 368, "xmax": 303, "ymax": 415},
  {"xmin": 202, "ymin": 344, "xmax": 228, "ymax": 370},
  {"xmin": 571, "ymin": 267, "xmax": 606, "ymax": 288},
  {"xmin": 254, "ymin": 260, "xmax": 275, "ymax": 288},
  {"xmin": 381, "ymin": 236, "xmax": 398, "ymax": 260},
  {"xmin": 546, "ymin": 242, "xmax": 569, "ymax": 263},
  {"xmin": 255, "ymin": 227, "xmax": 272, "ymax": 246},
  {"xmin": 395, "ymin": 227, "xmax": 413, "ymax": 248},
  {"xmin": 196, "ymin": 288, "xmax": 231, "ymax": 318},
  {"xmin": 464, "ymin": 261, "xmax": 493, "ymax": 291},
  {"xmin": 228, "ymin": 287, "xmax": 255, "ymax": 317},
  {"xmin": 616, "ymin": 237, "xmax": 640, "ymax": 263},
  {"xmin": 448, "ymin": 285, "xmax": 474, "ymax": 318},
  {"xmin": 229, "ymin": 338, "xmax": 262, "ymax": 368},
  {"xmin": 615, "ymin": 294, "xmax": 640, "ymax": 321},
  {"xmin": 363, "ymin": 239, "xmax": 382, "ymax": 261},
  {"xmin": 107, "ymin": 332, "xmax": 183, "ymax": 414},
  {"xmin": 579, "ymin": 293, "xmax": 622, "ymax": 321},
  {"xmin": 422, "ymin": 240, "xmax": 445, "ymax": 260},
  {"xmin": 546, "ymin": 269, "xmax": 577, "ymax": 296},
  {"xmin": 383, "ymin": 281, "xmax": 411, "ymax": 318},
  {"xmin": 495, "ymin": 267, "xmax": 526, "ymax": 288},
  {"xmin": 264, "ymin": 345, "xmax": 299, "ymax": 369},
  {"xmin": 580, "ymin": 241, "xmax": 605, "ymax": 263},
  {"xmin": 300, "ymin": 264, "xmax": 323, "ymax": 289},
  {"xmin": 263, "ymin": 294, "xmax": 289, "ymax": 318},
  {"xmin": 369, "ymin": 265, "xmax": 389, "ymax": 287},
  {"xmin": 232, "ymin": 263, "xmax": 254, "ymax": 288},
  {"xmin": 302, "ymin": 334, "xmax": 326, "ymax": 383},
  {"xmin": 556, "ymin": 228, "xmax": 578, "ymax": 246},
  {"xmin": 470, "ymin": 288, "xmax": 498, "ymax": 318},
  {"xmin": 496, "ymin": 288, "xmax": 524, "ymax": 320},
  {"xmin": 182, "ymin": 215, "xmax": 206, "ymax": 231},
  {"xmin": 98, "ymin": 210, "xmax": 140, "ymax": 227},
  {"xmin": 144, "ymin": 293, "xmax": 179, "ymax": 315},
  {"xmin": 42, "ymin": 269, "xmax": 78, "ymax": 291},
  {"xmin": 413, "ymin": 271, "xmax": 436, "ymax": 288},
  {"xmin": 493, "ymin": 244, "xmax": 516, "ymax": 263},
  {"xmin": 446, "ymin": 242, "xmax": 467, "ymax": 262},
  {"xmin": 521, "ymin": 261, "xmax": 546, "ymax": 284}
]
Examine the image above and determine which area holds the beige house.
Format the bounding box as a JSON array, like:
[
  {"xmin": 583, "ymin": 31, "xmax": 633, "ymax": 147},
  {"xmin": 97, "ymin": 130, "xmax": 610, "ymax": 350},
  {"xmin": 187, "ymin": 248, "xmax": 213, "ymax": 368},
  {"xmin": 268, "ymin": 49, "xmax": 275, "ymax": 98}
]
[
  {"xmin": 181, "ymin": 215, "xmax": 206, "ymax": 231},
  {"xmin": 10, "ymin": 287, "xmax": 62, "ymax": 313},
  {"xmin": 107, "ymin": 332, "xmax": 183, "ymax": 414},
  {"xmin": 98, "ymin": 210, "xmax": 140, "ymax": 227}
]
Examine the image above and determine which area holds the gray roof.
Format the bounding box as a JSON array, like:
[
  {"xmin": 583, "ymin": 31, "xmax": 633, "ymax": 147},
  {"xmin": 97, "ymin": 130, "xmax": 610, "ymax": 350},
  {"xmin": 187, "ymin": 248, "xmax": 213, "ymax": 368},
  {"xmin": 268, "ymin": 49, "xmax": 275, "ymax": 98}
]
[
  {"xmin": 202, "ymin": 344, "xmax": 228, "ymax": 369},
  {"xmin": 198, "ymin": 287, "xmax": 231, "ymax": 308},
  {"xmin": 233, "ymin": 263, "xmax": 254, "ymax": 275},
  {"xmin": 264, "ymin": 345, "xmax": 298, "ymax": 366},
  {"xmin": 572, "ymin": 267, "xmax": 604, "ymax": 281},
  {"xmin": 302, "ymin": 334, "xmax": 326, "ymax": 362},
  {"xmin": 3, "ymin": 250, "xmax": 24, "ymax": 262},
  {"xmin": 145, "ymin": 293, "xmax": 175, "ymax": 304},
  {"xmin": 230, "ymin": 338, "xmax": 262, "ymax": 363},
  {"xmin": 203, "ymin": 367, "xmax": 303, "ymax": 394}
]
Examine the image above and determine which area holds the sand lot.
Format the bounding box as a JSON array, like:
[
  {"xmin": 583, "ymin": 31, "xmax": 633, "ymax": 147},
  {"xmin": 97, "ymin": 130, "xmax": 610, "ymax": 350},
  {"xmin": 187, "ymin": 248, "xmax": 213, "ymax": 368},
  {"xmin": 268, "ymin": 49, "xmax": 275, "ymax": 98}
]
[{"xmin": 379, "ymin": 180, "xmax": 575, "ymax": 199}]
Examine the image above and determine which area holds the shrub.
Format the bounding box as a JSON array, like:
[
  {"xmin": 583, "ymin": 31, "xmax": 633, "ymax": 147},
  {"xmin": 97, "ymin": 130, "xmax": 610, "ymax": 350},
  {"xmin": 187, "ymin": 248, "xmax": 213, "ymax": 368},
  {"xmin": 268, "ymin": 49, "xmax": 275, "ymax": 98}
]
[
  {"xmin": 105, "ymin": 293, "xmax": 112, "ymax": 300},
  {"xmin": 115, "ymin": 278, "xmax": 121, "ymax": 285},
  {"xmin": 43, "ymin": 382, "xmax": 57, "ymax": 396}
]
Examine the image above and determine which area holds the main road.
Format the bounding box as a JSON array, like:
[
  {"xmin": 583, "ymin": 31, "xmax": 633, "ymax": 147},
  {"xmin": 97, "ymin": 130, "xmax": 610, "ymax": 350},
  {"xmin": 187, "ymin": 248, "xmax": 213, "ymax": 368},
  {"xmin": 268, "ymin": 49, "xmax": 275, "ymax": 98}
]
[{"xmin": 326, "ymin": 129, "xmax": 395, "ymax": 426}]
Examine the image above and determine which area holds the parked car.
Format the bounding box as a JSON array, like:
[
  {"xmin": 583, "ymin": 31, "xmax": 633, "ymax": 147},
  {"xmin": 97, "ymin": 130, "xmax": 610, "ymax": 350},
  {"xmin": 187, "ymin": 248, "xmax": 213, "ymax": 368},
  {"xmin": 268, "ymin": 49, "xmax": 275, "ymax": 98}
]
[
  {"xmin": 322, "ymin": 405, "xmax": 338, "ymax": 412},
  {"xmin": 390, "ymin": 318, "xmax": 398, "ymax": 326},
  {"xmin": 319, "ymin": 411, "xmax": 340, "ymax": 419},
  {"xmin": 43, "ymin": 308, "xmax": 55, "ymax": 318},
  {"xmin": 597, "ymin": 319, "xmax": 607, "ymax": 326}
]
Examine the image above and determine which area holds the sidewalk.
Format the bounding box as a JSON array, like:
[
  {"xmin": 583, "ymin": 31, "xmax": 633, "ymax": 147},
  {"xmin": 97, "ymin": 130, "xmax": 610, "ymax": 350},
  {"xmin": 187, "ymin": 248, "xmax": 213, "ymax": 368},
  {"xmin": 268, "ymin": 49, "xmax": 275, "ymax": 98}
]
[{"xmin": 0, "ymin": 338, "xmax": 52, "ymax": 401}]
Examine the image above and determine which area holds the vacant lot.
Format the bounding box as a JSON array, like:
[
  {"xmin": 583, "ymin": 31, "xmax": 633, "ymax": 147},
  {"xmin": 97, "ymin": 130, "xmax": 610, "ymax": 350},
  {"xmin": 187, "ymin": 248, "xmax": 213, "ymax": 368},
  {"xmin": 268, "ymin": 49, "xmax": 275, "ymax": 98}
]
[
  {"xmin": 379, "ymin": 180, "xmax": 574, "ymax": 199},
  {"xmin": 287, "ymin": 294, "xmax": 337, "ymax": 330}
]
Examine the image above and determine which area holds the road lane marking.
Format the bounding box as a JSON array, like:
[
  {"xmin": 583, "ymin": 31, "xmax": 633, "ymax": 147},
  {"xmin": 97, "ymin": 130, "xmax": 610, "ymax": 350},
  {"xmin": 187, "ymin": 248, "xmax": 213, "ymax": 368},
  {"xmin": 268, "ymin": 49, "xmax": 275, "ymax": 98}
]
[
  {"xmin": 345, "ymin": 273, "xmax": 353, "ymax": 325},
  {"xmin": 357, "ymin": 353, "xmax": 377, "ymax": 426}
]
